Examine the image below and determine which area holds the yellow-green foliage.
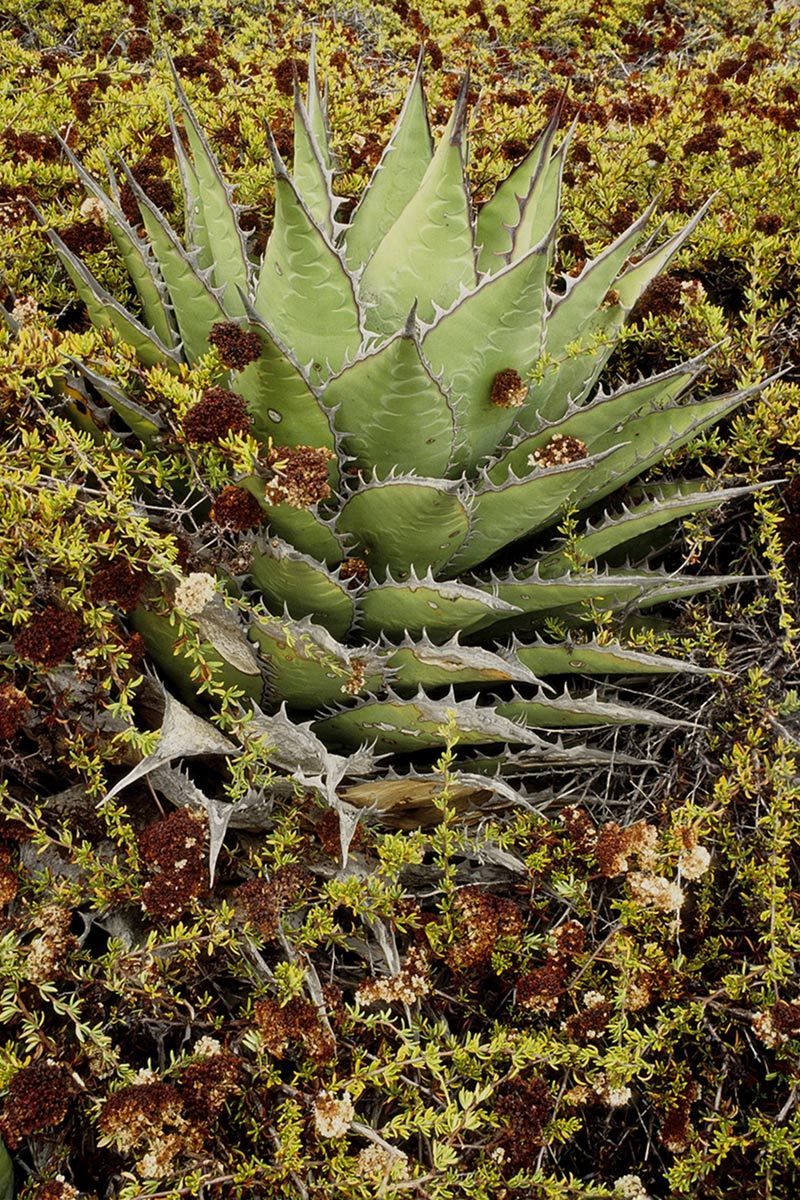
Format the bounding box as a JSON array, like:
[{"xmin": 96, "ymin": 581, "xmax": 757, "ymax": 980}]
[{"xmin": 0, "ymin": 2, "xmax": 799, "ymax": 1198}]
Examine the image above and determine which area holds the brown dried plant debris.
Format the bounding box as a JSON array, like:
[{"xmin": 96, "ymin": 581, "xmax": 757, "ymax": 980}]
[
  {"xmin": 0, "ymin": 1061, "xmax": 76, "ymax": 1148},
  {"xmin": 138, "ymin": 808, "xmax": 207, "ymax": 923}
]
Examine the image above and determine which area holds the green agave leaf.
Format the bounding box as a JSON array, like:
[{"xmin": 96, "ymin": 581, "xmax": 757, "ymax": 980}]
[
  {"xmin": 43, "ymin": 225, "xmax": 181, "ymax": 370},
  {"xmin": 0, "ymin": 1135, "xmax": 11, "ymax": 1200},
  {"xmin": 574, "ymin": 386, "xmax": 756, "ymax": 511},
  {"xmin": 314, "ymin": 689, "xmax": 566, "ymax": 754},
  {"xmin": 472, "ymin": 565, "xmax": 733, "ymax": 628},
  {"xmin": 447, "ymin": 450, "xmax": 617, "ymax": 575},
  {"xmin": 59, "ymin": 140, "xmax": 176, "ymax": 348},
  {"xmin": 336, "ymin": 477, "xmax": 470, "ymax": 581},
  {"xmin": 422, "ymin": 242, "xmax": 550, "ymax": 473},
  {"xmin": 306, "ymin": 31, "xmax": 334, "ymax": 170},
  {"xmin": 511, "ymin": 635, "xmax": 713, "ymax": 676},
  {"xmin": 386, "ymin": 634, "xmax": 542, "ymax": 692},
  {"xmin": 168, "ymin": 103, "xmax": 214, "ymax": 272},
  {"xmin": 510, "ymin": 128, "xmax": 571, "ymax": 265},
  {"xmin": 358, "ymin": 75, "xmax": 476, "ymax": 332},
  {"xmin": 119, "ymin": 162, "xmax": 228, "ymax": 364},
  {"xmin": 169, "ymin": 59, "xmax": 250, "ymax": 314},
  {"xmin": 323, "ymin": 313, "xmax": 456, "ymax": 477},
  {"xmin": 292, "ymin": 85, "xmax": 336, "ymax": 236},
  {"xmin": 132, "ymin": 603, "xmax": 263, "ymax": 706},
  {"xmin": 356, "ymin": 571, "xmax": 520, "ymax": 640},
  {"xmin": 495, "ymin": 687, "xmax": 688, "ymax": 729},
  {"xmin": 538, "ymin": 480, "xmax": 762, "ymax": 575},
  {"xmin": 234, "ymin": 302, "xmax": 336, "ymax": 451},
  {"xmin": 249, "ymin": 537, "xmax": 356, "ymax": 640},
  {"xmin": 531, "ymin": 203, "xmax": 711, "ymax": 423},
  {"xmin": 255, "ymin": 133, "xmax": 362, "ymax": 380},
  {"xmin": 250, "ymin": 613, "xmax": 383, "ymax": 708},
  {"xmin": 239, "ymin": 480, "xmax": 345, "ymax": 566},
  {"xmin": 343, "ymin": 51, "xmax": 432, "ymax": 270},
  {"xmin": 475, "ymin": 100, "xmax": 562, "ymax": 273},
  {"xmin": 65, "ymin": 357, "xmax": 164, "ymax": 445},
  {"xmin": 488, "ymin": 357, "xmax": 704, "ymax": 485}
]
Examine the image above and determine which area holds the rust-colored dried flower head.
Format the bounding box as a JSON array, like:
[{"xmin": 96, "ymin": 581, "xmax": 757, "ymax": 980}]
[
  {"xmin": 0, "ymin": 844, "xmax": 17, "ymax": 905},
  {"xmin": 208, "ymin": 321, "xmax": 262, "ymax": 369},
  {"xmin": 528, "ymin": 434, "xmax": 588, "ymax": 470},
  {"xmin": 138, "ymin": 808, "xmax": 207, "ymax": 923},
  {"xmin": 516, "ymin": 957, "xmax": 568, "ymax": 1013},
  {"xmin": 89, "ymin": 559, "xmax": 147, "ymax": 611},
  {"xmin": 14, "ymin": 606, "xmax": 81, "ymax": 667},
  {"xmin": 100, "ymin": 1079, "xmax": 200, "ymax": 1178},
  {"xmin": 490, "ymin": 368, "xmax": 528, "ymax": 408},
  {"xmin": 59, "ymin": 221, "xmax": 111, "ymax": 255},
  {"xmin": 0, "ymin": 683, "xmax": 30, "ymax": 739},
  {"xmin": 210, "ymin": 485, "xmax": 264, "ymax": 531},
  {"xmin": 0, "ymin": 1061, "xmax": 75, "ymax": 1148},
  {"xmin": 263, "ymin": 444, "xmax": 335, "ymax": 509},
  {"xmin": 182, "ymin": 386, "xmax": 251, "ymax": 444},
  {"xmin": 446, "ymin": 886, "xmax": 523, "ymax": 973},
  {"xmin": 235, "ymin": 865, "xmax": 312, "ymax": 940},
  {"xmin": 493, "ymin": 1075, "xmax": 553, "ymax": 1168},
  {"xmin": 339, "ymin": 557, "xmax": 370, "ymax": 587},
  {"xmin": 596, "ymin": 819, "xmax": 658, "ymax": 877},
  {"xmin": 253, "ymin": 995, "xmax": 335, "ymax": 1064},
  {"xmin": 179, "ymin": 1049, "xmax": 242, "ymax": 1125},
  {"xmin": 272, "ymin": 56, "xmax": 308, "ymax": 97}
]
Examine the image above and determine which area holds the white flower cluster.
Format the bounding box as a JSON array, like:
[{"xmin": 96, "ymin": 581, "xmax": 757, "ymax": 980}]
[
  {"xmin": 614, "ymin": 1176, "xmax": 652, "ymax": 1200},
  {"xmin": 313, "ymin": 1091, "xmax": 355, "ymax": 1138},
  {"xmin": 173, "ymin": 571, "xmax": 217, "ymax": 615},
  {"xmin": 628, "ymin": 871, "xmax": 685, "ymax": 912}
]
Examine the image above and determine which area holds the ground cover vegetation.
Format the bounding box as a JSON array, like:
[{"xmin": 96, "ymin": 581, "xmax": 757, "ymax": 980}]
[{"xmin": 0, "ymin": 0, "xmax": 799, "ymax": 1197}]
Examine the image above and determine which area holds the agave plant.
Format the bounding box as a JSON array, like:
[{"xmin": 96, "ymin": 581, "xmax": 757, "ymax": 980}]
[{"xmin": 42, "ymin": 47, "xmax": 758, "ymax": 822}]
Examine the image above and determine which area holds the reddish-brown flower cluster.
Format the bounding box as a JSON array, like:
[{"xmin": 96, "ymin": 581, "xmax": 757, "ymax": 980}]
[
  {"xmin": 210, "ymin": 485, "xmax": 263, "ymax": 531},
  {"xmin": 595, "ymin": 819, "xmax": 657, "ymax": 877},
  {"xmin": 179, "ymin": 1050, "xmax": 242, "ymax": 1125},
  {"xmin": 263, "ymin": 444, "xmax": 335, "ymax": 509},
  {"xmin": 138, "ymin": 809, "xmax": 207, "ymax": 923},
  {"xmin": 272, "ymin": 56, "xmax": 307, "ymax": 97},
  {"xmin": 684, "ymin": 123, "xmax": 724, "ymax": 156},
  {"xmin": 564, "ymin": 996, "xmax": 612, "ymax": 1043},
  {"xmin": 28, "ymin": 1182, "xmax": 80, "ymax": 1200},
  {"xmin": 181, "ymin": 386, "xmax": 252, "ymax": 444},
  {"xmin": 14, "ymin": 606, "xmax": 81, "ymax": 667},
  {"xmin": 645, "ymin": 141, "xmax": 668, "ymax": 163},
  {"xmin": 119, "ymin": 161, "xmax": 175, "ymax": 225},
  {"xmin": 753, "ymin": 212, "xmax": 783, "ymax": 235},
  {"xmin": 0, "ymin": 683, "xmax": 30, "ymax": 739},
  {"xmin": 659, "ymin": 1080, "xmax": 697, "ymax": 1152},
  {"xmin": 253, "ymin": 995, "xmax": 335, "ymax": 1063},
  {"xmin": 500, "ymin": 137, "xmax": 527, "ymax": 162},
  {"xmin": 100, "ymin": 1079, "xmax": 201, "ymax": 1175},
  {"xmin": 235, "ymin": 865, "xmax": 312, "ymax": 940},
  {"xmin": 490, "ymin": 368, "xmax": 528, "ymax": 409},
  {"xmin": 172, "ymin": 49, "xmax": 225, "ymax": 94},
  {"xmin": 59, "ymin": 221, "xmax": 111, "ymax": 255},
  {"xmin": 127, "ymin": 32, "xmax": 154, "ymax": 62},
  {"xmin": 631, "ymin": 275, "xmax": 684, "ymax": 323},
  {"xmin": 493, "ymin": 1075, "xmax": 553, "ymax": 1168},
  {"xmin": 0, "ymin": 1061, "xmax": 75, "ymax": 1148},
  {"xmin": 528, "ymin": 434, "xmax": 588, "ymax": 469},
  {"xmin": 90, "ymin": 559, "xmax": 147, "ymax": 611},
  {"xmin": 560, "ymin": 804, "xmax": 598, "ymax": 854},
  {"xmin": 516, "ymin": 956, "xmax": 568, "ymax": 1013},
  {"xmin": 339, "ymin": 557, "xmax": 370, "ymax": 588},
  {"xmin": 315, "ymin": 807, "xmax": 365, "ymax": 858},
  {"xmin": 0, "ymin": 843, "xmax": 18, "ymax": 905},
  {"xmin": 208, "ymin": 321, "xmax": 263, "ymax": 370},
  {"xmin": 68, "ymin": 79, "xmax": 97, "ymax": 121},
  {"xmin": 446, "ymin": 886, "xmax": 523, "ymax": 973},
  {"xmin": 3, "ymin": 129, "xmax": 60, "ymax": 162}
]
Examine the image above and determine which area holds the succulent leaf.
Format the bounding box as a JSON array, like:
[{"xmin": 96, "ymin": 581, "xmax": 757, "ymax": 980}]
[
  {"xmin": 249, "ymin": 538, "xmax": 356, "ymax": 639},
  {"xmin": 357, "ymin": 573, "xmax": 520, "ymax": 640}
]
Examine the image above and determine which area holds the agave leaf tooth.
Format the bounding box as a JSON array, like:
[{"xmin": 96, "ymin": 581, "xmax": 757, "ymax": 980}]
[
  {"xmin": 64, "ymin": 356, "xmax": 164, "ymax": 444},
  {"xmin": 447, "ymin": 446, "xmax": 622, "ymax": 576},
  {"xmin": 42, "ymin": 222, "xmax": 181, "ymax": 370},
  {"xmin": 249, "ymin": 536, "xmax": 356, "ymax": 639},
  {"xmin": 103, "ymin": 689, "xmax": 239, "ymax": 803},
  {"xmin": 495, "ymin": 684, "xmax": 691, "ymax": 730},
  {"xmin": 537, "ymin": 480, "xmax": 768, "ymax": 575},
  {"xmin": 239, "ymin": 485, "xmax": 347, "ymax": 567},
  {"xmin": 344, "ymin": 51, "xmax": 433, "ymax": 271},
  {"xmin": 358, "ymin": 72, "xmax": 476, "ymax": 333},
  {"xmin": 509, "ymin": 116, "xmax": 575, "ymax": 267},
  {"xmin": 115, "ymin": 158, "xmax": 229, "ymax": 363},
  {"xmin": 249, "ymin": 701, "xmax": 331, "ymax": 775},
  {"xmin": 255, "ymin": 127, "xmax": 362, "ymax": 379},
  {"xmin": 421, "ymin": 237, "xmax": 551, "ymax": 473},
  {"xmin": 58, "ymin": 139, "xmax": 177, "ymax": 348},
  {"xmin": 357, "ymin": 570, "xmax": 521, "ymax": 641},
  {"xmin": 490, "ymin": 355, "xmax": 707, "ymax": 484},
  {"xmin": 475, "ymin": 97, "xmax": 564, "ymax": 274},
  {"xmin": 167, "ymin": 55, "xmax": 250, "ymax": 313},
  {"xmin": 335, "ymin": 475, "xmax": 471, "ymax": 582},
  {"xmin": 322, "ymin": 312, "xmax": 457, "ymax": 478},
  {"xmin": 613, "ymin": 197, "xmax": 714, "ymax": 310}
]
